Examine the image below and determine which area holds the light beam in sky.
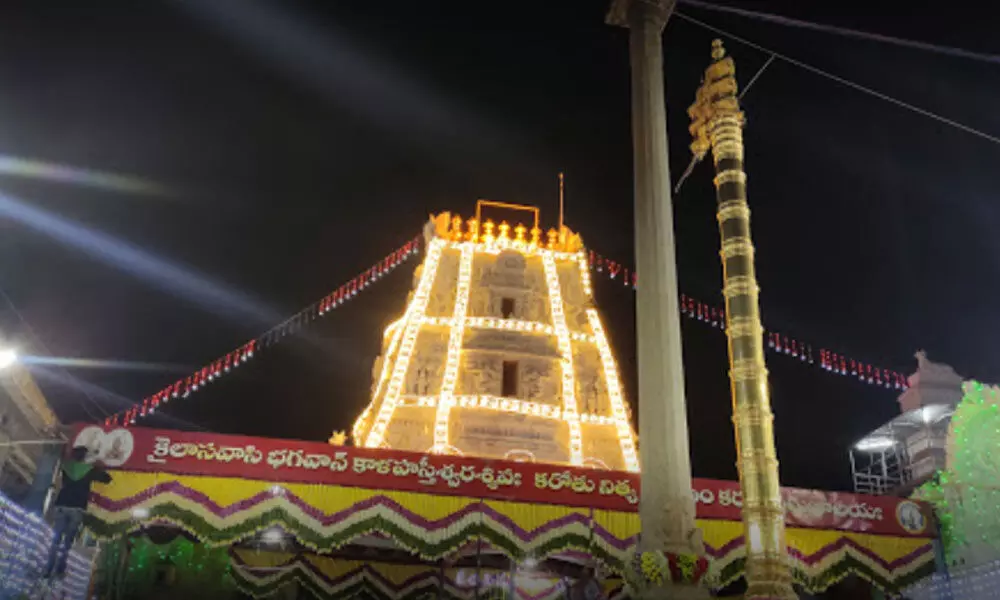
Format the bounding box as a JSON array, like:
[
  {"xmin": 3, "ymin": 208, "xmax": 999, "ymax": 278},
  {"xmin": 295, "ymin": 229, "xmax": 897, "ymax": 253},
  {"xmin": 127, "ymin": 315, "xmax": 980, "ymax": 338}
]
[
  {"xmin": 0, "ymin": 155, "xmax": 169, "ymax": 197},
  {"xmin": 23, "ymin": 355, "xmax": 190, "ymax": 374},
  {"xmin": 0, "ymin": 189, "xmax": 279, "ymax": 324},
  {"xmin": 32, "ymin": 367, "xmax": 210, "ymax": 431},
  {"xmin": 172, "ymin": 1, "xmax": 525, "ymax": 157}
]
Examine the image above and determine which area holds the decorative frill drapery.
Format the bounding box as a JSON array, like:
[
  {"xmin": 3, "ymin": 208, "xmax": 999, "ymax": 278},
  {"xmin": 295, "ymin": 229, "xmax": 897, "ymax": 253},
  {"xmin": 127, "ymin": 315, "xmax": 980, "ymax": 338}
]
[{"xmin": 86, "ymin": 471, "xmax": 935, "ymax": 597}]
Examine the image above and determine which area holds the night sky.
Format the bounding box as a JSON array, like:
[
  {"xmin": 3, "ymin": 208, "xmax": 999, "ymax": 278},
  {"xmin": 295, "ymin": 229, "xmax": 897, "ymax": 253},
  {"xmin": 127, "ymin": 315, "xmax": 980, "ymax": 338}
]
[{"xmin": 1, "ymin": 1, "xmax": 998, "ymax": 492}]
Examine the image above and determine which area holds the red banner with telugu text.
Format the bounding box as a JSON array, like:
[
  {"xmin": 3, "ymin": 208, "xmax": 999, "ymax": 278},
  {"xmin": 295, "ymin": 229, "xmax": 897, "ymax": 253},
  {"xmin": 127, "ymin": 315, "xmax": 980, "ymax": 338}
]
[{"xmin": 70, "ymin": 425, "xmax": 933, "ymax": 538}]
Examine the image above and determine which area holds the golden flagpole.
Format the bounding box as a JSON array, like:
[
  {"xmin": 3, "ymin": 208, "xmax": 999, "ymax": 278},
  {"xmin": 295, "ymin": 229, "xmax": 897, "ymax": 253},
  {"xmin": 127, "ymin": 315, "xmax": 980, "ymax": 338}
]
[{"xmin": 688, "ymin": 40, "xmax": 796, "ymax": 599}]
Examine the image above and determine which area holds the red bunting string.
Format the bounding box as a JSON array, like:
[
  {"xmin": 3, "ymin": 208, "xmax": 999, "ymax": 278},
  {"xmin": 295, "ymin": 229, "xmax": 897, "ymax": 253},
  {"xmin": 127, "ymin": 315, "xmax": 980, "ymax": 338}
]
[
  {"xmin": 109, "ymin": 237, "xmax": 908, "ymax": 428},
  {"xmin": 106, "ymin": 236, "xmax": 423, "ymax": 427},
  {"xmin": 587, "ymin": 250, "xmax": 908, "ymax": 391}
]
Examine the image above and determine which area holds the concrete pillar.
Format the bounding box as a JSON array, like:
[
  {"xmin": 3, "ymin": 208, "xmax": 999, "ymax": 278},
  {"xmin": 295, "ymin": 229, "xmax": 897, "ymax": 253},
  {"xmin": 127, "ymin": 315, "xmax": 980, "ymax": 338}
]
[{"xmin": 606, "ymin": 0, "xmax": 704, "ymax": 558}]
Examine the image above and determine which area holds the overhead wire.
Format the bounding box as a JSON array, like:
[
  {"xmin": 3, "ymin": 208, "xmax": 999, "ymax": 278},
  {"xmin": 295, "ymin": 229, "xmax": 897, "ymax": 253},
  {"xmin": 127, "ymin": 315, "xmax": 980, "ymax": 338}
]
[
  {"xmin": 673, "ymin": 11, "xmax": 1000, "ymax": 148},
  {"xmin": 673, "ymin": 52, "xmax": 776, "ymax": 194},
  {"xmin": 677, "ymin": 0, "xmax": 1000, "ymax": 67},
  {"xmin": 739, "ymin": 53, "xmax": 776, "ymax": 100}
]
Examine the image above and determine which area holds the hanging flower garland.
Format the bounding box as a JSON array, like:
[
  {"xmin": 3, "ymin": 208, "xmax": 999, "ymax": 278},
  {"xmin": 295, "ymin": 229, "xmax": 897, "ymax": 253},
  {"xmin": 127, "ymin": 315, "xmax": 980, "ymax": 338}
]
[
  {"xmin": 588, "ymin": 249, "xmax": 908, "ymax": 391},
  {"xmin": 107, "ymin": 236, "xmax": 422, "ymax": 427}
]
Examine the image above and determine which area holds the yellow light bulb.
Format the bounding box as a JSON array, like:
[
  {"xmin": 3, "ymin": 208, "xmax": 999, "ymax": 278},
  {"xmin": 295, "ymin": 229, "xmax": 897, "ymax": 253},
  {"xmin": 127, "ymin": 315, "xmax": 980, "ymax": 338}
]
[
  {"xmin": 587, "ymin": 308, "xmax": 640, "ymax": 472},
  {"xmin": 433, "ymin": 244, "xmax": 474, "ymax": 449},
  {"xmin": 530, "ymin": 227, "xmax": 542, "ymax": 247},
  {"xmin": 542, "ymin": 254, "xmax": 583, "ymax": 466},
  {"xmin": 514, "ymin": 223, "xmax": 526, "ymax": 246},
  {"xmin": 482, "ymin": 220, "xmax": 495, "ymax": 245}
]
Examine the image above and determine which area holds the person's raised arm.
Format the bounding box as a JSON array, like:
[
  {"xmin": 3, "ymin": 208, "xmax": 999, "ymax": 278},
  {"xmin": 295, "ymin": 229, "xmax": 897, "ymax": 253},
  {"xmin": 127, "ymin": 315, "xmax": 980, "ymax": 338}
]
[{"xmin": 94, "ymin": 468, "xmax": 112, "ymax": 485}]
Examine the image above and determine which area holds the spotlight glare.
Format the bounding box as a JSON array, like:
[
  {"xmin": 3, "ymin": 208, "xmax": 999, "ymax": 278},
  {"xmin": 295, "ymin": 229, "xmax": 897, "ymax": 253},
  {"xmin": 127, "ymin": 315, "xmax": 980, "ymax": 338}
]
[
  {"xmin": 261, "ymin": 528, "xmax": 284, "ymax": 545},
  {"xmin": 0, "ymin": 348, "xmax": 17, "ymax": 370}
]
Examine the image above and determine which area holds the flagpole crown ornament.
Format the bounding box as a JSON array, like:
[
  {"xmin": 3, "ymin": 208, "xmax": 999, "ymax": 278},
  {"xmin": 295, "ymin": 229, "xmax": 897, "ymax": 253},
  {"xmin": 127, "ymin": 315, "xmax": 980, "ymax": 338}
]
[
  {"xmin": 688, "ymin": 39, "xmax": 744, "ymax": 159},
  {"xmin": 711, "ymin": 38, "xmax": 726, "ymax": 60}
]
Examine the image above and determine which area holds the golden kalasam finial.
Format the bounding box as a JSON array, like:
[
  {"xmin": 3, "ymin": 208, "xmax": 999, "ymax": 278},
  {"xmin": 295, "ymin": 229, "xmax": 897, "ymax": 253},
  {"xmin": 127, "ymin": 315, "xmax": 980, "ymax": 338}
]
[
  {"xmin": 711, "ymin": 38, "xmax": 725, "ymax": 60},
  {"xmin": 687, "ymin": 39, "xmax": 741, "ymax": 160},
  {"xmin": 530, "ymin": 226, "xmax": 542, "ymax": 247},
  {"xmin": 482, "ymin": 219, "xmax": 496, "ymax": 244},
  {"xmin": 431, "ymin": 212, "xmax": 452, "ymax": 239},
  {"xmin": 514, "ymin": 223, "xmax": 527, "ymax": 245},
  {"xmin": 428, "ymin": 204, "xmax": 581, "ymax": 251},
  {"xmin": 466, "ymin": 218, "xmax": 479, "ymax": 242},
  {"xmin": 546, "ymin": 228, "xmax": 558, "ymax": 249}
]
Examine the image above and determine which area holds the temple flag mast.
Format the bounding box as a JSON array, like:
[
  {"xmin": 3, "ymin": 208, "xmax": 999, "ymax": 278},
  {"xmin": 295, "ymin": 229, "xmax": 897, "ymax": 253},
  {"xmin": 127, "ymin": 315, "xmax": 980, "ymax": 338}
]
[{"xmin": 688, "ymin": 40, "xmax": 796, "ymax": 599}]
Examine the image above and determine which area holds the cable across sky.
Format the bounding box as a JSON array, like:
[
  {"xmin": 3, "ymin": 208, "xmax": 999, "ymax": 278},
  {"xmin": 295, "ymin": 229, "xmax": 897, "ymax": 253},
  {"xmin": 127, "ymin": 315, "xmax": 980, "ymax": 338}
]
[
  {"xmin": 677, "ymin": 0, "xmax": 1000, "ymax": 67},
  {"xmin": 674, "ymin": 11, "xmax": 1000, "ymax": 148}
]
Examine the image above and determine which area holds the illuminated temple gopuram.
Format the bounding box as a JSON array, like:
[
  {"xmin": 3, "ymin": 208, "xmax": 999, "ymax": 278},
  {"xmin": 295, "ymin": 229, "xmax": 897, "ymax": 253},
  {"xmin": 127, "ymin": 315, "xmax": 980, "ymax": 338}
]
[
  {"xmin": 351, "ymin": 202, "xmax": 640, "ymax": 472},
  {"xmin": 71, "ymin": 202, "xmax": 939, "ymax": 599}
]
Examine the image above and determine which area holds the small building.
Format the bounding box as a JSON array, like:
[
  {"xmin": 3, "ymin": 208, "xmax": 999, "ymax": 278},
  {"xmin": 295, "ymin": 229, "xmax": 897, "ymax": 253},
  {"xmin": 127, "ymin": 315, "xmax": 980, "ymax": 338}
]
[
  {"xmin": 0, "ymin": 348, "xmax": 61, "ymax": 504},
  {"xmin": 850, "ymin": 351, "xmax": 961, "ymax": 497},
  {"xmin": 0, "ymin": 344, "xmax": 95, "ymax": 600},
  {"xmin": 850, "ymin": 353, "xmax": 1000, "ymax": 598}
]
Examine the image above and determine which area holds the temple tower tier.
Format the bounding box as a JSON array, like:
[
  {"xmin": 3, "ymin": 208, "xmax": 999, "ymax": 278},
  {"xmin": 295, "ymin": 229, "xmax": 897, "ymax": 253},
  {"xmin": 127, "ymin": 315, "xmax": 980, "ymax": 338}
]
[{"xmin": 351, "ymin": 204, "xmax": 639, "ymax": 472}]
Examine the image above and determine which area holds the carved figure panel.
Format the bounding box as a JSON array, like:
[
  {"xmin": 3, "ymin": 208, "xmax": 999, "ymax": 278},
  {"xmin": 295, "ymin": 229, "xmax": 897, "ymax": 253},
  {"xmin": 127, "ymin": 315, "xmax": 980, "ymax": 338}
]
[
  {"xmin": 404, "ymin": 333, "xmax": 447, "ymax": 396},
  {"xmin": 487, "ymin": 251, "xmax": 528, "ymax": 290},
  {"xmin": 464, "ymin": 330, "xmax": 559, "ymax": 358},
  {"xmin": 558, "ymin": 266, "xmax": 591, "ymax": 333},
  {"xmin": 574, "ymin": 347, "xmax": 608, "ymax": 414},
  {"xmin": 453, "ymin": 410, "xmax": 568, "ymax": 463},
  {"xmin": 408, "ymin": 358, "xmax": 444, "ymax": 396},
  {"xmin": 468, "ymin": 283, "xmax": 491, "ymax": 318},
  {"xmin": 558, "ymin": 265, "xmax": 583, "ymax": 306},
  {"xmin": 525, "ymin": 294, "xmax": 549, "ymax": 323},
  {"xmin": 425, "ymin": 251, "xmax": 460, "ymax": 317},
  {"xmin": 489, "ymin": 291, "xmax": 528, "ymax": 319},
  {"xmin": 385, "ymin": 407, "xmax": 434, "ymax": 452},
  {"xmin": 471, "ymin": 257, "xmax": 491, "ymax": 288},
  {"xmin": 579, "ymin": 374, "xmax": 607, "ymax": 414},
  {"xmin": 520, "ymin": 360, "xmax": 559, "ymax": 404},
  {"xmin": 458, "ymin": 354, "xmax": 501, "ymax": 396}
]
